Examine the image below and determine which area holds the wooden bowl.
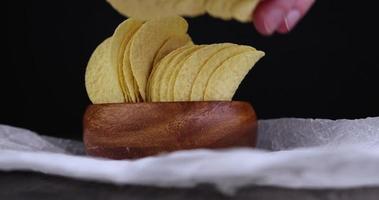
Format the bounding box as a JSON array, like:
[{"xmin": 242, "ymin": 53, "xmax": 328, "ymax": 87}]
[{"xmin": 83, "ymin": 101, "xmax": 257, "ymax": 159}]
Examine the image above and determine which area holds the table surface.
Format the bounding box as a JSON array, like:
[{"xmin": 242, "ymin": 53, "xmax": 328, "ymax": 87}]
[{"xmin": 1, "ymin": 172, "xmax": 379, "ymax": 200}]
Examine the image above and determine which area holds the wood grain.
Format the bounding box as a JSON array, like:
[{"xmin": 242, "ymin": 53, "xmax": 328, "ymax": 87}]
[{"xmin": 83, "ymin": 101, "xmax": 257, "ymax": 159}]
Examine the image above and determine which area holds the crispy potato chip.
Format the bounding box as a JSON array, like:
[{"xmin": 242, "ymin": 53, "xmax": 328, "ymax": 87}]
[
  {"xmin": 86, "ymin": 16, "xmax": 265, "ymax": 104},
  {"xmin": 149, "ymin": 45, "xmax": 191, "ymax": 102},
  {"xmin": 174, "ymin": 0, "xmax": 207, "ymax": 16},
  {"xmin": 204, "ymin": 50, "xmax": 265, "ymax": 101},
  {"xmin": 110, "ymin": 19, "xmax": 143, "ymax": 102},
  {"xmin": 165, "ymin": 46, "xmax": 204, "ymax": 102},
  {"xmin": 107, "ymin": 0, "xmax": 207, "ymax": 20},
  {"xmin": 190, "ymin": 45, "xmax": 255, "ymax": 101},
  {"xmin": 173, "ymin": 43, "xmax": 234, "ymax": 101},
  {"xmin": 107, "ymin": 0, "xmax": 261, "ymax": 22},
  {"xmin": 85, "ymin": 38, "xmax": 124, "ymax": 104},
  {"xmin": 149, "ymin": 45, "xmax": 193, "ymax": 102},
  {"xmin": 147, "ymin": 35, "xmax": 192, "ymax": 100},
  {"xmin": 106, "ymin": 0, "xmax": 174, "ymax": 20},
  {"xmin": 130, "ymin": 16, "xmax": 188, "ymax": 101},
  {"xmin": 160, "ymin": 45, "xmax": 202, "ymax": 102},
  {"xmin": 121, "ymin": 42, "xmax": 139, "ymax": 102},
  {"xmin": 206, "ymin": 0, "xmax": 239, "ymax": 20},
  {"xmin": 232, "ymin": 0, "xmax": 261, "ymax": 22},
  {"xmin": 153, "ymin": 34, "xmax": 193, "ymax": 67},
  {"xmin": 133, "ymin": 78, "xmax": 141, "ymax": 102}
]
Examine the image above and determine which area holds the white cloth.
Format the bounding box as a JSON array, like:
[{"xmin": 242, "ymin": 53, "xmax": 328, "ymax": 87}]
[{"xmin": 1, "ymin": 117, "xmax": 379, "ymax": 194}]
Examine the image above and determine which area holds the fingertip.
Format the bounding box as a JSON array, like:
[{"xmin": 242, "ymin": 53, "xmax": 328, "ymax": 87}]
[
  {"xmin": 252, "ymin": 4, "xmax": 267, "ymax": 36},
  {"xmin": 297, "ymin": 0, "xmax": 316, "ymax": 15},
  {"xmin": 276, "ymin": 22, "xmax": 290, "ymax": 34},
  {"xmin": 277, "ymin": 0, "xmax": 315, "ymax": 33},
  {"xmin": 253, "ymin": 13, "xmax": 274, "ymax": 36},
  {"xmin": 253, "ymin": 4, "xmax": 286, "ymax": 36}
]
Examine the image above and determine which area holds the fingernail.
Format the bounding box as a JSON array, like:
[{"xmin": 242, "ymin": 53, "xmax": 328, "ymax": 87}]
[
  {"xmin": 284, "ymin": 9, "xmax": 301, "ymax": 31},
  {"xmin": 263, "ymin": 8, "xmax": 285, "ymax": 35}
]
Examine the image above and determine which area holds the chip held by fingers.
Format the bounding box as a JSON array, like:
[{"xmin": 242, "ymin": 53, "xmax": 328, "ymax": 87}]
[{"xmin": 107, "ymin": 0, "xmax": 261, "ymax": 22}]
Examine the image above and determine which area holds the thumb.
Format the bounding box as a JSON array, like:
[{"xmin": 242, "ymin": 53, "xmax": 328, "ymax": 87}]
[
  {"xmin": 253, "ymin": 0, "xmax": 315, "ymax": 36},
  {"xmin": 276, "ymin": 0, "xmax": 315, "ymax": 34}
]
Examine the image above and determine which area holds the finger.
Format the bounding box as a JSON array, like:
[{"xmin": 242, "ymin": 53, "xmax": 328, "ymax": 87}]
[
  {"xmin": 253, "ymin": 0, "xmax": 297, "ymax": 36},
  {"xmin": 277, "ymin": 0, "xmax": 315, "ymax": 34}
]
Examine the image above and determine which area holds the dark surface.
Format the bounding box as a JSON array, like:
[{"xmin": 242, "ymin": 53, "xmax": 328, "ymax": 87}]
[
  {"xmin": 1, "ymin": 171, "xmax": 379, "ymax": 200},
  {"xmin": 3, "ymin": 0, "xmax": 379, "ymax": 140}
]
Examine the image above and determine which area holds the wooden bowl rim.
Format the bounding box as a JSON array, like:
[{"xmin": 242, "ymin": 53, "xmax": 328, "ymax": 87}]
[{"xmin": 87, "ymin": 101, "xmax": 253, "ymax": 107}]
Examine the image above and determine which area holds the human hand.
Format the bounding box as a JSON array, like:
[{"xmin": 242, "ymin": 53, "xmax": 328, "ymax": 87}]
[{"xmin": 253, "ymin": 0, "xmax": 315, "ymax": 36}]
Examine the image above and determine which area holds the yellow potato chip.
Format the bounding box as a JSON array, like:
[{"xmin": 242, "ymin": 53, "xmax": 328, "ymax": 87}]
[
  {"xmin": 133, "ymin": 78, "xmax": 141, "ymax": 102},
  {"xmin": 174, "ymin": 0, "xmax": 207, "ymax": 16},
  {"xmin": 191, "ymin": 45, "xmax": 256, "ymax": 101},
  {"xmin": 232, "ymin": 0, "xmax": 261, "ymax": 22},
  {"xmin": 206, "ymin": 0, "xmax": 239, "ymax": 20},
  {"xmin": 204, "ymin": 50, "xmax": 265, "ymax": 101},
  {"xmin": 148, "ymin": 45, "xmax": 193, "ymax": 102},
  {"xmin": 85, "ymin": 38, "xmax": 124, "ymax": 104},
  {"xmin": 173, "ymin": 43, "xmax": 234, "ymax": 101},
  {"xmin": 130, "ymin": 16, "xmax": 188, "ymax": 101},
  {"xmin": 160, "ymin": 45, "xmax": 202, "ymax": 102},
  {"xmin": 121, "ymin": 42, "xmax": 139, "ymax": 102},
  {"xmin": 106, "ymin": 0, "xmax": 175, "ymax": 20},
  {"xmin": 153, "ymin": 34, "xmax": 193, "ymax": 67},
  {"xmin": 147, "ymin": 35, "xmax": 192, "ymax": 101},
  {"xmin": 107, "ymin": 0, "xmax": 207, "ymax": 20},
  {"xmin": 166, "ymin": 45, "xmax": 209, "ymax": 101},
  {"xmin": 107, "ymin": 0, "xmax": 261, "ymax": 23},
  {"xmin": 110, "ymin": 19, "xmax": 143, "ymax": 102}
]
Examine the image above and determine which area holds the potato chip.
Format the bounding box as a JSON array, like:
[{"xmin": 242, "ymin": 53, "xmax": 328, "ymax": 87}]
[
  {"xmin": 206, "ymin": 0, "xmax": 239, "ymax": 20},
  {"xmin": 107, "ymin": 0, "xmax": 207, "ymax": 20},
  {"xmin": 110, "ymin": 19, "xmax": 143, "ymax": 102},
  {"xmin": 130, "ymin": 16, "xmax": 188, "ymax": 101},
  {"xmin": 231, "ymin": 0, "xmax": 261, "ymax": 22},
  {"xmin": 165, "ymin": 46, "xmax": 205, "ymax": 101},
  {"xmin": 86, "ymin": 16, "xmax": 265, "ymax": 104},
  {"xmin": 133, "ymin": 78, "xmax": 141, "ymax": 102},
  {"xmin": 106, "ymin": 0, "xmax": 174, "ymax": 20},
  {"xmin": 191, "ymin": 45, "xmax": 256, "ymax": 101},
  {"xmin": 85, "ymin": 38, "xmax": 125, "ymax": 104},
  {"xmin": 121, "ymin": 42, "xmax": 140, "ymax": 102},
  {"xmin": 173, "ymin": 43, "xmax": 234, "ymax": 101},
  {"xmin": 107, "ymin": 0, "xmax": 261, "ymax": 23},
  {"xmin": 148, "ymin": 45, "xmax": 193, "ymax": 102},
  {"xmin": 174, "ymin": 0, "xmax": 207, "ymax": 17},
  {"xmin": 204, "ymin": 50, "xmax": 265, "ymax": 101},
  {"xmin": 107, "ymin": 0, "xmax": 141, "ymax": 19},
  {"xmin": 153, "ymin": 34, "xmax": 193, "ymax": 67},
  {"xmin": 148, "ymin": 35, "xmax": 192, "ymax": 101},
  {"xmin": 160, "ymin": 45, "xmax": 202, "ymax": 102}
]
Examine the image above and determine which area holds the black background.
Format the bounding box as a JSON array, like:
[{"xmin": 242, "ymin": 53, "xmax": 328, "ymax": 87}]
[{"xmin": 3, "ymin": 0, "xmax": 379, "ymax": 140}]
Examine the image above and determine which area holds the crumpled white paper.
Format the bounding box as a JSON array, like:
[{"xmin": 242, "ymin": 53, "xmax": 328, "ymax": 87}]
[{"xmin": 1, "ymin": 117, "xmax": 379, "ymax": 194}]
